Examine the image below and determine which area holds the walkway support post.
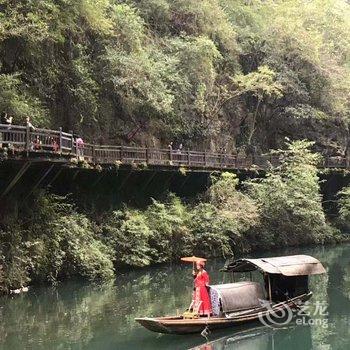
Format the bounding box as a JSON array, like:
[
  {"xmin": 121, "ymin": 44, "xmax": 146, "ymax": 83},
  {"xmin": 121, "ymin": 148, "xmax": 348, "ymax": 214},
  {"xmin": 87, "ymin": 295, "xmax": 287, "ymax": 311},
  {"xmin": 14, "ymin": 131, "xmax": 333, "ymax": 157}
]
[
  {"xmin": 75, "ymin": 139, "xmax": 78, "ymax": 157},
  {"xmin": 1, "ymin": 162, "xmax": 31, "ymax": 198},
  {"xmin": 59, "ymin": 127, "xmax": 63, "ymax": 153},
  {"xmin": 46, "ymin": 167, "xmax": 63, "ymax": 188},
  {"xmin": 117, "ymin": 170, "xmax": 132, "ymax": 191},
  {"xmin": 69, "ymin": 130, "xmax": 74, "ymax": 154},
  {"xmin": 141, "ymin": 171, "xmax": 157, "ymax": 193},
  {"xmin": 26, "ymin": 124, "xmax": 31, "ymax": 153},
  {"xmin": 178, "ymin": 172, "xmax": 191, "ymax": 190},
  {"xmin": 23, "ymin": 164, "xmax": 55, "ymax": 202},
  {"xmin": 92, "ymin": 145, "xmax": 96, "ymax": 164}
]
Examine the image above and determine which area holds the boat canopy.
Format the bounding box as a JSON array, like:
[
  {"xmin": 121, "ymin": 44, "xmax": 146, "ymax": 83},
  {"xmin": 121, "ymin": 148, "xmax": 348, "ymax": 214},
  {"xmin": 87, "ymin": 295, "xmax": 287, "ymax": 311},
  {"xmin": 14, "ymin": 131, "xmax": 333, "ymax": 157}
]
[
  {"xmin": 222, "ymin": 255, "xmax": 326, "ymax": 276},
  {"xmin": 209, "ymin": 282, "xmax": 265, "ymax": 315}
]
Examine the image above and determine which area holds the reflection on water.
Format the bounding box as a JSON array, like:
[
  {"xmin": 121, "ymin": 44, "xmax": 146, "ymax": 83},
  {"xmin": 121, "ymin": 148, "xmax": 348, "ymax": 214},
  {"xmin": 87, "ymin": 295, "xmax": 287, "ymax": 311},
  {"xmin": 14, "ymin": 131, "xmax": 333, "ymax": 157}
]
[
  {"xmin": 189, "ymin": 324, "xmax": 312, "ymax": 350},
  {"xmin": 0, "ymin": 245, "xmax": 349, "ymax": 350}
]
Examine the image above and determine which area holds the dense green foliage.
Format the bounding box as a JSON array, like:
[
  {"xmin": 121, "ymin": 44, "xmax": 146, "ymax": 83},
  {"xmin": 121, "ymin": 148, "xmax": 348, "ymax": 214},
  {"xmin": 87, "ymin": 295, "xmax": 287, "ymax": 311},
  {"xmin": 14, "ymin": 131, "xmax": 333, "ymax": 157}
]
[
  {"xmin": 246, "ymin": 140, "xmax": 335, "ymax": 247},
  {"xmin": 1, "ymin": 141, "xmax": 347, "ymax": 292},
  {"xmin": 1, "ymin": 1, "xmax": 350, "ymax": 292},
  {"xmin": 101, "ymin": 183, "xmax": 258, "ymax": 267},
  {"xmin": 0, "ymin": 0, "xmax": 349, "ymax": 153},
  {"xmin": 0, "ymin": 194, "xmax": 114, "ymax": 293},
  {"xmin": 337, "ymin": 186, "xmax": 350, "ymax": 228}
]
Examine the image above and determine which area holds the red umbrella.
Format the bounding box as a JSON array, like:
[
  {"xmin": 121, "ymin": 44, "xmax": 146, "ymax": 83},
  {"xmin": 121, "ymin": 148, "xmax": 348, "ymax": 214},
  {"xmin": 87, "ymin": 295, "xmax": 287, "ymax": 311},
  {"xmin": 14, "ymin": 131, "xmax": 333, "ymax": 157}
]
[
  {"xmin": 181, "ymin": 256, "xmax": 207, "ymax": 269},
  {"xmin": 181, "ymin": 256, "xmax": 207, "ymax": 263}
]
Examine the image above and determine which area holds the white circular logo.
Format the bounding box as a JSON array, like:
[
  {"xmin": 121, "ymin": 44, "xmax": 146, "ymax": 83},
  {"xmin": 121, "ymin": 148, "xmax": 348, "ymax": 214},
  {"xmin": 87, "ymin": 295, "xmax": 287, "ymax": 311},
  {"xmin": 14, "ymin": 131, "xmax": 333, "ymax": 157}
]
[{"xmin": 258, "ymin": 300, "xmax": 294, "ymax": 328}]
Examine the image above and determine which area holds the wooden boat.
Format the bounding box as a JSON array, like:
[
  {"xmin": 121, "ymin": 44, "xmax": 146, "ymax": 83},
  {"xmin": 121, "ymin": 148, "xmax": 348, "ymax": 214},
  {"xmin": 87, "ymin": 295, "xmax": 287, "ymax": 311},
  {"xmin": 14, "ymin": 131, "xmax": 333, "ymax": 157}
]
[{"xmin": 135, "ymin": 254, "xmax": 326, "ymax": 335}]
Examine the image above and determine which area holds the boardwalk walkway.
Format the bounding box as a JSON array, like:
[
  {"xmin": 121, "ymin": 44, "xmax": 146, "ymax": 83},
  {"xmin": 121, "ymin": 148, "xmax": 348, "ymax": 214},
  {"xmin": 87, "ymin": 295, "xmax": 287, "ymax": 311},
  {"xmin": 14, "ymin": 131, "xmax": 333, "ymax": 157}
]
[{"xmin": 0, "ymin": 124, "xmax": 348, "ymax": 171}]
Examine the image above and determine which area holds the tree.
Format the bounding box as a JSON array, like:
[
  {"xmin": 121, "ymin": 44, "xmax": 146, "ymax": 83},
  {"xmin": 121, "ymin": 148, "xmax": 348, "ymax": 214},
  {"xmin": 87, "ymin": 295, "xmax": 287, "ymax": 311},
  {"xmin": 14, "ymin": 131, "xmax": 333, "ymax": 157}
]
[
  {"xmin": 246, "ymin": 140, "xmax": 336, "ymax": 247},
  {"xmin": 190, "ymin": 172, "xmax": 259, "ymax": 256},
  {"xmin": 232, "ymin": 65, "xmax": 283, "ymax": 145},
  {"xmin": 337, "ymin": 186, "xmax": 350, "ymax": 228}
]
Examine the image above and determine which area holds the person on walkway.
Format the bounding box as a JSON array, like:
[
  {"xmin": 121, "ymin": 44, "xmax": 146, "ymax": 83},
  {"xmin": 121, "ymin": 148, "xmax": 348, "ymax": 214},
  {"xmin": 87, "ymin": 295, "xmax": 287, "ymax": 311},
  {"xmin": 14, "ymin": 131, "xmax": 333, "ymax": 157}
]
[
  {"xmin": 51, "ymin": 138, "xmax": 59, "ymax": 152},
  {"xmin": 32, "ymin": 135, "xmax": 42, "ymax": 151},
  {"xmin": 4, "ymin": 113, "xmax": 13, "ymax": 127},
  {"xmin": 76, "ymin": 136, "xmax": 84, "ymax": 157},
  {"xmin": 193, "ymin": 261, "xmax": 212, "ymax": 317},
  {"xmin": 168, "ymin": 141, "xmax": 173, "ymax": 151},
  {"xmin": 26, "ymin": 116, "xmax": 35, "ymax": 130},
  {"xmin": 2, "ymin": 113, "xmax": 13, "ymax": 146}
]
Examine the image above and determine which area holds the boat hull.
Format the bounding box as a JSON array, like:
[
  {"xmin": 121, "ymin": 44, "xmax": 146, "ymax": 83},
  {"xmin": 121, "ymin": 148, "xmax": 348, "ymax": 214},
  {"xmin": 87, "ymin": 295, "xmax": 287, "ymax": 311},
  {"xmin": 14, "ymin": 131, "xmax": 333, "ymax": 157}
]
[{"xmin": 135, "ymin": 293, "xmax": 312, "ymax": 335}]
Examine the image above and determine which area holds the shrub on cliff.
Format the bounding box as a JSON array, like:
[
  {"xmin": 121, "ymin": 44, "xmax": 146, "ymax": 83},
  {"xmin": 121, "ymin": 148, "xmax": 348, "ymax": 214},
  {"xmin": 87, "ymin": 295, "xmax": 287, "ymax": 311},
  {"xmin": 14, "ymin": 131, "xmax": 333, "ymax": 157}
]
[
  {"xmin": 336, "ymin": 186, "xmax": 350, "ymax": 232},
  {"xmin": 190, "ymin": 173, "xmax": 259, "ymax": 257},
  {"xmin": 145, "ymin": 195, "xmax": 193, "ymax": 263},
  {"xmin": 102, "ymin": 195, "xmax": 192, "ymax": 266},
  {"xmin": 246, "ymin": 140, "xmax": 337, "ymax": 248},
  {"xmin": 0, "ymin": 225, "xmax": 32, "ymax": 293},
  {"xmin": 101, "ymin": 181, "xmax": 260, "ymax": 267},
  {"xmin": 102, "ymin": 208, "xmax": 153, "ymax": 267},
  {"xmin": 0, "ymin": 192, "xmax": 114, "ymax": 292}
]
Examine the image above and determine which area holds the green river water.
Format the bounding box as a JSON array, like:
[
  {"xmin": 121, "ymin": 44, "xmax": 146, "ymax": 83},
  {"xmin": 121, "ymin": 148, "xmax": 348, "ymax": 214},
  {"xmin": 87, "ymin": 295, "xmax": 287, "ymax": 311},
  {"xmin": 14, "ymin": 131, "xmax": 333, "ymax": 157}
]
[{"xmin": 0, "ymin": 244, "xmax": 349, "ymax": 350}]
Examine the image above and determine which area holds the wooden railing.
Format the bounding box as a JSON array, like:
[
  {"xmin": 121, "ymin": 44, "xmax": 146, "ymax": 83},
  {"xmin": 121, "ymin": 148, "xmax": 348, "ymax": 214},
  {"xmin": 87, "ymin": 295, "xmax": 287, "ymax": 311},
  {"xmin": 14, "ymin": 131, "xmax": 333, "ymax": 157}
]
[{"xmin": 0, "ymin": 124, "xmax": 348, "ymax": 170}]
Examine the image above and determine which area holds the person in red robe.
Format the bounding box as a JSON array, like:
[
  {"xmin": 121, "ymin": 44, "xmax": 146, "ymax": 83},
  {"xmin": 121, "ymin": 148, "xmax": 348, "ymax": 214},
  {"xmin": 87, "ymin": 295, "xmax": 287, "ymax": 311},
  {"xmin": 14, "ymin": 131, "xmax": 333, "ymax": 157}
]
[{"xmin": 193, "ymin": 261, "xmax": 212, "ymax": 317}]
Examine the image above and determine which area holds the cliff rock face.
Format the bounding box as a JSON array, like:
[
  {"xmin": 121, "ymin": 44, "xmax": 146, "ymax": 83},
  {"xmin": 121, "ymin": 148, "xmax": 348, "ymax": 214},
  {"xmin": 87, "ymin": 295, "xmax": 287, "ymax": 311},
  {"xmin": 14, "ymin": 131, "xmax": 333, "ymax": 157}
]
[{"xmin": 0, "ymin": 0, "xmax": 349, "ymax": 155}]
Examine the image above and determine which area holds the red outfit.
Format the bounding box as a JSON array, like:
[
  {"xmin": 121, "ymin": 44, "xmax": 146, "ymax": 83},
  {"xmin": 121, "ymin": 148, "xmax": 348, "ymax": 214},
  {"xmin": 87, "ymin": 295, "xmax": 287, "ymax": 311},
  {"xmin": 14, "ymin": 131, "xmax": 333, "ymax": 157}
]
[{"xmin": 194, "ymin": 270, "xmax": 212, "ymax": 315}]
